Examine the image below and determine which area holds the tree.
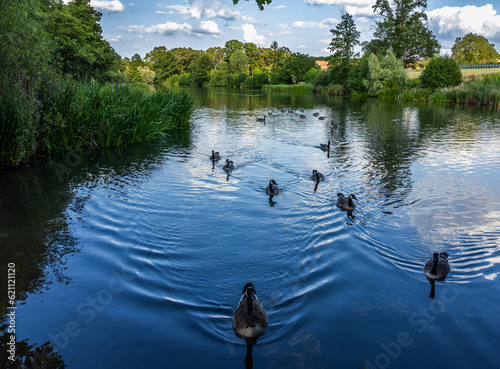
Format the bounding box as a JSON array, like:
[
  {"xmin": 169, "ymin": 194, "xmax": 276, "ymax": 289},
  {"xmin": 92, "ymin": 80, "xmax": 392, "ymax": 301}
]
[
  {"xmin": 229, "ymin": 50, "xmax": 249, "ymax": 74},
  {"xmin": 364, "ymin": 0, "xmax": 440, "ymax": 68},
  {"xmin": 145, "ymin": 47, "xmax": 179, "ymax": 83},
  {"xmin": 364, "ymin": 49, "xmax": 407, "ymax": 96},
  {"xmin": 451, "ymin": 33, "xmax": 500, "ymax": 65},
  {"xmin": 284, "ymin": 53, "xmax": 316, "ymax": 84},
  {"xmin": 329, "ymin": 13, "xmax": 360, "ymax": 85},
  {"xmin": 224, "ymin": 39, "xmax": 245, "ymax": 61},
  {"xmin": 190, "ymin": 54, "xmax": 213, "ymax": 86},
  {"xmin": 420, "ymin": 55, "xmax": 462, "ymax": 89},
  {"xmin": 232, "ymin": 0, "xmax": 272, "ymax": 11}
]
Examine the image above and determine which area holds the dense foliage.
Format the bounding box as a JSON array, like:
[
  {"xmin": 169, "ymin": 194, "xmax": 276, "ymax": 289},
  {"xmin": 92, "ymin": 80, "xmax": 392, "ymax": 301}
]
[
  {"xmin": 329, "ymin": 13, "xmax": 360, "ymax": 85},
  {"xmin": 451, "ymin": 33, "xmax": 500, "ymax": 65},
  {"xmin": 419, "ymin": 56, "xmax": 463, "ymax": 89},
  {"xmin": 363, "ymin": 0, "xmax": 440, "ymax": 68}
]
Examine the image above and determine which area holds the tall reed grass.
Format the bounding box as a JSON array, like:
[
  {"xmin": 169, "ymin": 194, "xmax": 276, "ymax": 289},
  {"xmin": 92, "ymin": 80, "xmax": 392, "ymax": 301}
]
[
  {"xmin": 1, "ymin": 81, "xmax": 194, "ymax": 167},
  {"xmin": 262, "ymin": 84, "xmax": 313, "ymax": 93}
]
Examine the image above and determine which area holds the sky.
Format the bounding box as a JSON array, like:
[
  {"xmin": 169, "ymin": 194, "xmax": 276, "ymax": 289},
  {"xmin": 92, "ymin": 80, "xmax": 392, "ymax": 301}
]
[{"xmin": 76, "ymin": 0, "xmax": 500, "ymax": 59}]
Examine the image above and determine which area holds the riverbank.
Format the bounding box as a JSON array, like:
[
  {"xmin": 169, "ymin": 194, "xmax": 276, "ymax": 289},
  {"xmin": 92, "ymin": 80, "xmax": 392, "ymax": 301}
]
[{"xmin": 1, "ymin": 81, "xmax": 194, "ymax": 168}]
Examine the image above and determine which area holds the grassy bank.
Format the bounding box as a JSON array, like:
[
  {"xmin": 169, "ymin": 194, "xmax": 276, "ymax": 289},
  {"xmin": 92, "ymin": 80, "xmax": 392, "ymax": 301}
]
[
  {"xmin": 1, "ymin": 81, "xmax": 194, "ymax": 168},
  {"xmin": 262, "ymin": 84, "xmax": 314, "ymax": 93},
  {"xmin": 407, "ymin": 67, "xmax": 500, "ymax": 80}
]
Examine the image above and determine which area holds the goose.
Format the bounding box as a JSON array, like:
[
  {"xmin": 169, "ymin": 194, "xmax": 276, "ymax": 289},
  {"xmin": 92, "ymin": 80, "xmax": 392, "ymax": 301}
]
[
  {"xmin": 424, "ymin": 252, "xmax": 450, "ymax": 280},
  {"xmin": 223, "ymin": 159, "xmax": 235, "ymax": 171},
  {"xmin": 209, "ymin": 150, "xmax": 221, "ymax": 161},
  {"xmin": 265, "ymin": 180, "xmax": 279, "ymax": 195},
  {"xmin": 319, "ymin": 140, "xmax": 330, "ymax": 151},
  {"xmin": 393, "ymin": 116, "xmax": 400, "ymax": 122},
  {"xmin": 299, "ymin": 114, "xmax": 306, "ymax": 119},
  {"xmin": 337, "ymin": 193, "xmax": 357, "ymax": 210},
  {"xmin": 313, "ymin": 112, "xmax": 319, "ymax": 117},
  {"xmin": 331, "ymin": 121, "xmax": 338, "ymax": 129},
  {"xmin": 318, "ymin": 116, "xmax": 325, "ymax": 120},
  {"xmin": 256, "ymin": 116, "xmax": 266, "ymax": 122},
  {"xmin": 233, "ymin": 283, "xmax": 268, "ymax": 339},
  {"xmin": 311, "ymin": 169, "xmax": 325, "ymax": 182}
]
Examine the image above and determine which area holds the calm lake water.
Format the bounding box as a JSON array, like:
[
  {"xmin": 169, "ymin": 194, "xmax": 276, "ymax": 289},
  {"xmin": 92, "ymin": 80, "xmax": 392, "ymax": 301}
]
[{"xmin": 1, "ymin": 88, "xmax": 500, "ymax": 368}]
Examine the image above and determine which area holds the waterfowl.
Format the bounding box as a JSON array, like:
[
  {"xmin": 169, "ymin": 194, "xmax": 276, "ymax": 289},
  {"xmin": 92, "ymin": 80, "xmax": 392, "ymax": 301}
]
[
  {"xmin": 209, "ymin": 150, "xmax": 221, "ymax": 161},
  {"xmin": 268, "ymin": 110, "xmax": 273, "ymax": 115},
  {"xmin": 337, "ymin": 193, "xmax": 357, "ymax": 210},
  {"xmin": 299, "ymin": 114, "xmax": 306, "ymax": 119},
  {"xmin": 331, "ymin": 121, "xmax": 338, "ymax": 129},
  {"xmin": 424, "ymin": 252, "xmax": 450, "ymax": 280},
  {"xmin": 393, "ymin": 116, "xmax": 400, "ymax": 122},
  {"xmin": 311, "ymin": 169, "xmax": 325, "ymax": 182},
  {"xmin": 265, "ymin": 179, "xmax": 279, "ymax": 195},
  {"xmin": 256, "ymin": 116, "xmax": 266, "ymax": 122},
  {"xmin": 223, "ymin": 159, "xmax": 235, "ymax": 171},
  {"xmin": 233, "ymin": 283, "xmax": 268, "ymax": 339},
  {"xmin": 319, "ymin": 140, "xmax": 330, "ymax": 151},
  {"xmin": 313, "ymin": 112, "xmax": 319, "ymax": 117},
  {"xmin": 318, "ymin": 116, "xmax": 325, "ymax": 120}
]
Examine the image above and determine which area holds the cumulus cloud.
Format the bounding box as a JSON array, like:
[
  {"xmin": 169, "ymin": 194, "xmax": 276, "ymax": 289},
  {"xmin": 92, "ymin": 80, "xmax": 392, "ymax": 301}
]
[
  {"xmin": 161, "ymin": 0, "xmax": 258, "ymax": 23},
  {"xmin": 122, "ymin": 20, "xmax": 221, "ymax": 38},
  {"xmin": 91, "ymin": 0, "xmax": 124, "ymax": 12},
  {"xmin": 192, "ymin": 20, "xmax": 222, "ymax": 36},
  {"xmin": 104, "ymin": 34, "xmax": 122, "ymax": 42},
  {"xmin": 427, "ymin": 4, "xmax": 500, "ymax": 38},
  {"xmin": 292, "ymin": 18, "xmax": 338, "ymax": 29},
  {"xmin": 242, "ymin": 24, "xmax": 267, "ymax": 45}
]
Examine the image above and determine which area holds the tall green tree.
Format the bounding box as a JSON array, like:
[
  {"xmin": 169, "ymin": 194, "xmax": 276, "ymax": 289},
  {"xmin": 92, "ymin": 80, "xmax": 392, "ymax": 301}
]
[
  {"xmin": 190, "ymin": 54, "xmax": 213, "ymax": 86},
  {"xmin": 284, "ymin": 53, "xmax": 316, "ymax": 84},
  {"xmin": 329, "ymin": 13, "xmax": 360, "ymax": 84},
  {"xmin": 145, "ymin": 46, "xmax": 179, "ymax": 83},
  {"xmin": 363, "ymin": 0, "xmax": 440, "ymax": 67},
  {"xmin": 42, "ymin": 0, "xmax": 119, "ymax": 80},
  {"xmin": 364, "ymin": 49, "xmax": 407, "ymax": 96},
  {"xmin": 229, "ymin": 50, "xmax": 249, "ymax": 74},
  {"xmin": 224, "ymin": 39, "xmax": 245, "ymax": 61},
  {"xmin": 451, "ymin": 33, "xmax": 500, "ymax": 65}
]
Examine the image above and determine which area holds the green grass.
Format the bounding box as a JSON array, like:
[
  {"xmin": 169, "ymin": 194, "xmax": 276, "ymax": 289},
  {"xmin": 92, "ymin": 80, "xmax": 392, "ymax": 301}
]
[
  {"xmin": 262, "ymin": 84, "xmax": 313, "ymax": 93},
  {"xmin": 1, "ymin": 81, "xmax": 195, "ymax": 167},
  {"xmin": 407, "ymin": 67, "xmax": 500, "ymax": 80}
]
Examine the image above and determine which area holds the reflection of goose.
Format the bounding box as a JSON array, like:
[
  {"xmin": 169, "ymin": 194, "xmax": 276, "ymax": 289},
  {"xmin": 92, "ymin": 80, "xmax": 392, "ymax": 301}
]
[
  {"xmin": 311, "ymin": 169, "xmax": 324, "ymax": 182},
  {"xmin": 337, "ymin": 193, "xmax": 357, "ymax": 210},
  {"xmin": 209, "ymin": 150, "xmax": 221, "ymax": 161},
  {"xmin": 265, "ymin": 180, "xmax": 279, "ymax": 195},
  {"xmin": 223, "ymin": 159, "xmax": 234, "ymax": 171},
  {"xmin": 233, "ymin": 283, "xmax": 268, "ymax": 339},
  {"xmin": 424, "ymin": 252, "xmax": 450, "ymax": 280},
  {"xmin": 319, "ymin": 140, "xmax": 330, "ymax": 151}
]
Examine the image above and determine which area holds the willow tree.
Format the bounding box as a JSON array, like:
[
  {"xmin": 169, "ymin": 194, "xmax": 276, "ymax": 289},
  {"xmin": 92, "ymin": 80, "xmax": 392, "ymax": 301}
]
[{"xmin": 363, "ymin": 0, "xmax": 440, "ymax": 68}]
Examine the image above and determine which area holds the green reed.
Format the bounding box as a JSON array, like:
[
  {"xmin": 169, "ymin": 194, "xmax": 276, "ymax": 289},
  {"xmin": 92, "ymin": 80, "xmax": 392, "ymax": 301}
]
[{"xmin": 262, "ymin": 84, "xmax": 313, "ymax": 93}]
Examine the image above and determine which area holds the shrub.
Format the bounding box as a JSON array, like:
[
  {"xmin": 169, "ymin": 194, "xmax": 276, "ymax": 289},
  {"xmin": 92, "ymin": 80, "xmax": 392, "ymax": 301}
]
[
  {"xmin": 313, "ymin": 71, "xmax": 329, "ymax": 87},
  {"xmin": 245, "ymin": 73, "xmax": 269, "ymax": 88},
  {"xmin": 420, "ymin": 55, "xmax": 462, "ymax": 89},
  {"xmin": 178, "ymin": 73, "xmax": 191, "ymax": 85}
]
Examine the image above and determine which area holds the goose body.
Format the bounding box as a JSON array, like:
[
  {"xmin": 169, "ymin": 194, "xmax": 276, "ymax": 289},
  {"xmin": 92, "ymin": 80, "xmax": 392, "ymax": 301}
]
[
  {"xmin": 233, "ymin": 283, "xmax": 268, "ymax": 339},
  {"xmin": 313, "ymin": 112, "xmax": 319, "ymax": 117},
  {"xmin": 424, "ymin": 252, "xmax": 450, "ymax": 280},
  {"xmin": 265, "ymin": 180, "xmax": 279, "ymax": 195},
  {"xmin": 210, "ymin": 150, "xmax": 221, "ymax": 161},
  {"xmin": 337, "ymin": 192, "xmax": 357, "ymax": 210},
  {"xmin": 318, "ymin": 116, "xmax": 325, "ymax": 120},
  {"xmin": 223, "ymin": 159, "xmax": 235, "ymax": 171},
  {"xmin": 300, "ymin": 114, "xmax": 306, "ymax": 119},
  {"xmin": 311, "ymin": 169, "xmax": 325, "ymax": 182},
  {"xmin": 319, "ymin": 140, "xmax": 330, "ymax": 151},
  {"xmin": 256, "ymin": 116, "xmax": 266, "ymax": 122}
]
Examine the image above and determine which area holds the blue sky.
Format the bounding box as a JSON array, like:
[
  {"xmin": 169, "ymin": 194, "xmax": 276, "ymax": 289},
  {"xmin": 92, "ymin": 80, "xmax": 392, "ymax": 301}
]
[{"xmin": 79, "ymin": 0, "xmax": 500, "ymax": 59}]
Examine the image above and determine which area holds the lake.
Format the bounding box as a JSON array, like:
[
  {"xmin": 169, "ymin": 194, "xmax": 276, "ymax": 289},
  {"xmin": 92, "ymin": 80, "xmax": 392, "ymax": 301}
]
[{"xmin": 1, "ymin": 88, "xmax": 500, "ymax": 368}]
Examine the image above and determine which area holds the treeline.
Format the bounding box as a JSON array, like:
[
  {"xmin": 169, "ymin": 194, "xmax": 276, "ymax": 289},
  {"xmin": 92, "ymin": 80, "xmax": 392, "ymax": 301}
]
[
  {"xmin": 1, "ymin": 0, "xmax": 194, "ymax": 168},
  {"xmin": 120, "ymin": 40, "xmax": 322, "ymax": 88}
]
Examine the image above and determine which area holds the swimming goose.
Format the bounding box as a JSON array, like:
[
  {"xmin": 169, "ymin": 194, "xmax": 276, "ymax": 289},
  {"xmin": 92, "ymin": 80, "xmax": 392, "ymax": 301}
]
[
  {"xmin": 313, "ymin": 112, "xmax": 319, "ymax": 117},
  {"xmin": 223, "ymin": 159, "xmax": 235, "ymax": 171},
  {"xmin": 337, "ymin": 193, "xmax": 357, "ymax": 210},
  {"xmin": 299, "ymin": 114, "xmax": 306, "ymax": 119},
  {"xmin": 233, "ymin": 283, "xmax": 268, "ymax": 339},
  {"xmin": 318, "ymin": 116, "xmax": 325, "ymax": 120},
  {"xmin": 265, "ymin": 180, "xmax": 279, "ymax": 195},
  {"xmin": 319, "ymin": 140, "xmax": 330, "ymax": 151},
  {"xmin": 256, "ymin": 116, "xmax": 266, "ymax": 122},
  {"xmin": 210, "ymin": 150, "xmax": 221, "ymax": 161},
  {"xmin": 424, "ymin": 252, "xmax": 450, "ymax": 280},
  {"xmin": 393, "ymin": 116, "xmax": 400, "ymax": 122},
  {"xmin": 311, "ymin": 169, "xmax": 325, "ymax": 182}
]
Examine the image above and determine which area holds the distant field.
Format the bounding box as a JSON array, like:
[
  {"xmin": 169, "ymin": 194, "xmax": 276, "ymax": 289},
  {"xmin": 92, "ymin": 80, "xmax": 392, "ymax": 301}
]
[{"xmin": 407, "ymin": 68, "xmax": 500, "ymax": 80}]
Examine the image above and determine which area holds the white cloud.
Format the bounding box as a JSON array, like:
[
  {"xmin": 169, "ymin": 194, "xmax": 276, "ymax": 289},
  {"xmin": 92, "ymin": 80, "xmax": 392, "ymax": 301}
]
[
  {"xmin": 161, "ymin": 0, "xmax": 258, "ymax": 23},
  {"xmin": 273, "ymin": 5, "xmax": 286, "ymax": 9},
  {"xmin": 156, "ymin": 10, "xmax": 175, "ymax": 15},
  {"xmin": 298, "ymin": 45, "xmax": 307, "ymax": 49},
  {"xmin": 293, "ymin": 18, "xmax": 338, "ymax": 29},
  {"xmin": 242, "ymin": 24, "xmax": 267, "ymax": 45},
  {"xmin": 427, "ymin": 4, "xmax": 500, "ymax": 38},
  {"xmin": 104, "ymin": 34, "xmax": 122, "ymax": 42},
  {"xmin": 91, "ymin": 0, "xmax": 124, "ymax": 12},
  {"xmin": 305, "ymin": 0, "xmax": 376, "ymax": 17},
  {"xmin": 192, "ymin": 20, "xmax": 222, "ymax": 36}
]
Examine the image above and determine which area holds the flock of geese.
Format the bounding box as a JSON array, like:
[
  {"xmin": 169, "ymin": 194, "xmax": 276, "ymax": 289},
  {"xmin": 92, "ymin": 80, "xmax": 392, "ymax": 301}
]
[{"xmin": 209, "ymin": 112, "xmax": 450, "ymax": 356}]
